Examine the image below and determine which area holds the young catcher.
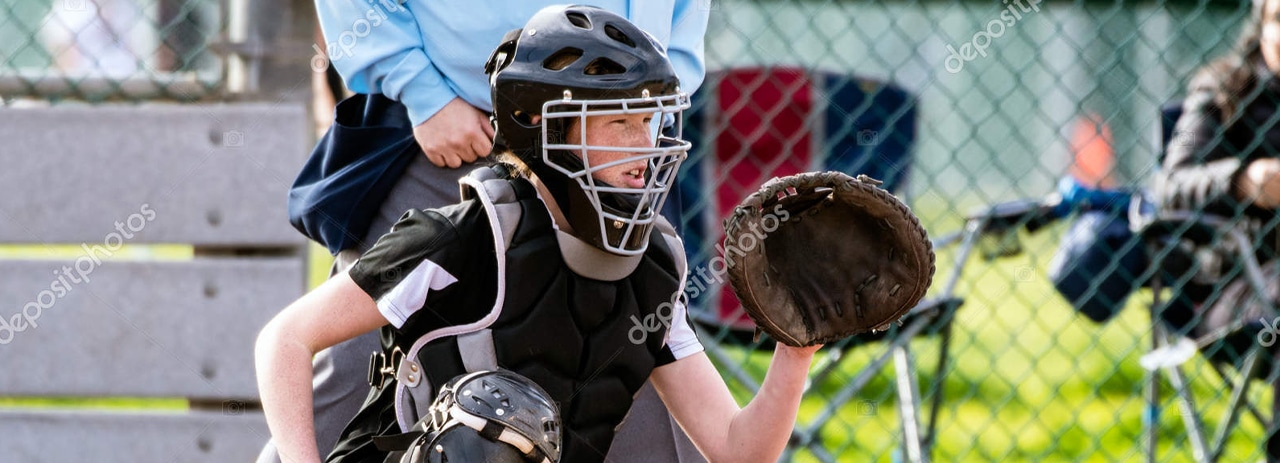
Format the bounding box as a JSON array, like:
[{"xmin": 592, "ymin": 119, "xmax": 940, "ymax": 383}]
[{"xmin": 256, "ymin": 5, "xmax": 933, "ymax": 462}]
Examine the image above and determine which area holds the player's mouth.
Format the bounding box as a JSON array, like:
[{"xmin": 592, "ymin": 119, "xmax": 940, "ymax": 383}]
[{"xmin": 623, "ymin": 166, "xmax": 647, "ymax": 188}]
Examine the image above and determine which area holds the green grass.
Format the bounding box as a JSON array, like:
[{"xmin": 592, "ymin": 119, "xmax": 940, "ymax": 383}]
[{"xmin": 0, "ymin": 397, "xmax": 187, "ymax": 412}]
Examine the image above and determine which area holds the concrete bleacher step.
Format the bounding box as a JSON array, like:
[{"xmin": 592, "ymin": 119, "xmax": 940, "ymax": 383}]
[{"xmin": 0, "ymin": 103, "xmax": 309, "ymax": 461}]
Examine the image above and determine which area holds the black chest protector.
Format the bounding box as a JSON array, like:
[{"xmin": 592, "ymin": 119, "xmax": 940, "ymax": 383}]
[{"xmin": 374, "ymin": 166, "xmax": 685, "ymax": 463}]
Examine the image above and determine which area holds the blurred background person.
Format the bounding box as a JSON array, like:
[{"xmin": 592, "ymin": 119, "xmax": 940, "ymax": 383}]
[
  {"xmin": 38, "ymin": 0, "xmax": 147, "ymax": 78},
  {"xmin": 1155, "ymin": 0, "xmax": 1280, "ymax": 457}
]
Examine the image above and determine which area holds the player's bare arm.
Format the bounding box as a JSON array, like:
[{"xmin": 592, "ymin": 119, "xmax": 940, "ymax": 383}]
[
  {"xmin": 255, "ymin": 272, "xmax": 386, "ymax": 463},
  {"xmin": 652, "ymin": 346, "xmax": 820, "ymax": 462}
]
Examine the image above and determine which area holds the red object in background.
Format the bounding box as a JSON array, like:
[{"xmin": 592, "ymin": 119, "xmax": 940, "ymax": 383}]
[
  {"xmin": 713, "ymin": 68, "xmax": 816, "ymax": 323},
  {"xmin": 1069, "ymin": 113, "xmax": 1116, "ymax": 189}
]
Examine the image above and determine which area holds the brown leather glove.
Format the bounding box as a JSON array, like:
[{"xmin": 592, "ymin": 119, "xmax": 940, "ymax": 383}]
[{"xmin": 723, "ymin": 172, "xmax": 936, "ymax": 347}]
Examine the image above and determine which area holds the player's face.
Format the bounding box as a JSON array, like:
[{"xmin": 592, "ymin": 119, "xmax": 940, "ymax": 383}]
[
  {"xmin": 565, "ymin": 112, "xmax": 657, "ymax": 188},
  {"xmin": 1264, "ymin": 0, "xmax": 1280, "ymax": 74}
]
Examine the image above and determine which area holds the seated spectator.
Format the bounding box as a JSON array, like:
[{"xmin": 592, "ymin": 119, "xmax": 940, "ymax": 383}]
[{"xmin": 1155, "ymin": 0, "xmax": 1280, "ymax": 344}]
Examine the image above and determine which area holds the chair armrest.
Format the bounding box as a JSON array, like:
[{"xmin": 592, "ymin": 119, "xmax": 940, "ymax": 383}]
[
  {"xmin": 1134, "ymin": 210, "xmax": 1231, "ymax": 246},
  {"xmin": 1134, "ymin": 207, "xmax": 1278, "ymax": 327},
  {"xmin": 965, "ymin": 199, "xmax": 1055, "ymax": 234},
  {"xmin": 965, "ymin": 177, "xmax": 1136, "ymax": 237}
]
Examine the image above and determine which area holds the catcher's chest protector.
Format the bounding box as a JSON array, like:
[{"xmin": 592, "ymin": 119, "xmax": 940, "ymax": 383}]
[{"xmin": 390, "ymin": 166, "xmax": 683, "ymax": 463}]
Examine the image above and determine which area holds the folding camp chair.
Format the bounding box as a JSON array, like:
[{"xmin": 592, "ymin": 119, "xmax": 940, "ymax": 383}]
[
  {"xmin": 1136, "ymin": 207, "xmax": 1279, "ymax": 462},
  {"xmin": 1133, "ymin": 101, "xmax": 1280, "ymax": 463},
  {"xmin": 945, "ymin": 101, "xmax": 1280, "ymax": 461},
  {"xmin": 677, "ymin": 66, "xmax": 1045, "ymax": 462}
]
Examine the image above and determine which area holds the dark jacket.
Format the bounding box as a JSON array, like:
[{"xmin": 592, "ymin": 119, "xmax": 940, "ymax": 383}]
[{"xmin": 1156, "ymin": 61, "xmax": 1280, "ymax": 264}]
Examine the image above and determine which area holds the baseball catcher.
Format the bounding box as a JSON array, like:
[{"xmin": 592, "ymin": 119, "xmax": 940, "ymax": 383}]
[
  {"xmin": 724, "ymin": 171, "xmax": 936, "ymax": 347},
  {"xmin": 258, "ymin": 6, "xmax": 829, "ymax": 463}
]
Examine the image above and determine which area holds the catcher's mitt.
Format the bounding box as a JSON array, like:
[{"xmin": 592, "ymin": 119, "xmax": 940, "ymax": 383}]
[{"xmin": 723, "ymin": 172, "xmax": 935, "ymax": 347}]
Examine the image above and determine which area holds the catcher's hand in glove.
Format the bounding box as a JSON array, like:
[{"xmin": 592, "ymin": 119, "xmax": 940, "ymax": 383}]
[{"xmin": 724, "ymin": 172, "xmax": 935, "ymax": 347}]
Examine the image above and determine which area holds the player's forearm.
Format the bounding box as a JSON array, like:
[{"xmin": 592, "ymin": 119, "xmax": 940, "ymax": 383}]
[
  {"xmin": 255, "ymin": 321, "xmax": 323, "ymax": 463},
  {"xmin": 718, "ymin": 345, "xmax": 817, "ymax": 462}
]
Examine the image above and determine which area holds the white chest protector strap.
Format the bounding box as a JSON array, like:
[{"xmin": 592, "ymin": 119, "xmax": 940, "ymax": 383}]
[{"xmin": 392, "ymin": 167, "xmax": 520, "ymax": 432}]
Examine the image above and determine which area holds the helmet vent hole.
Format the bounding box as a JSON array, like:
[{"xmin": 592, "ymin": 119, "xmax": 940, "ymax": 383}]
[
  {"xmin": 584, "ymin": 57, "xmax": 626, "ymax": 76},
  {"xmin": 543, "ymin": 48, "xmax": 583, "ymax": 71},
  {"xmin": 566, "ymin": 11, "xmax": 591, "ymax": 29},
  {"xmin": 603, "ymin": 24, "xmax": 636, "ymax": 48}
]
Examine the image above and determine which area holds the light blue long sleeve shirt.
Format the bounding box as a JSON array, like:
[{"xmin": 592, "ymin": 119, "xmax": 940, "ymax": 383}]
[{"xmin": 316, "ymin": 0, "xmax": 709, "ymax": 126}]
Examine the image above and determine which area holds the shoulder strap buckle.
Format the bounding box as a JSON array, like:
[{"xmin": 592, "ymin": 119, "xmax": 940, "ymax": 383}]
[{"xmin": 367, "ymin": 346, "xmax": 405, "ymax": 388}]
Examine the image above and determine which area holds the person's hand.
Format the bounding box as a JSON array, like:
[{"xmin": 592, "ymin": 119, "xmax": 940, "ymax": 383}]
[
  {"xmin": 1237, "ymin": 158, "xmax": 1280, "ymax": 208},
  {"xmin": 413, "ymin": 97, "xmax": 495, "ymax": 169}
]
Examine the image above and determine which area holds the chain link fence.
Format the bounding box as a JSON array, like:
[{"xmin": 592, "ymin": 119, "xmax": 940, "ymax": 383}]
[
  {"xmin": 0, "ymin": 0, "xmax": 286, "ymax": 101},
  {"xmin": 3, "ymin": 0, "xmax": 1276, "ymax": 461},
  {"xmin": 683, "ymin": 1, "xmax": 1274, "ymax": 462}
]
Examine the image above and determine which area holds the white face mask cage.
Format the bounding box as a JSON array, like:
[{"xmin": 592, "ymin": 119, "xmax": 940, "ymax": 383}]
[{"xmin": 541, "ymin": 90, "xmax": 692, "ymax": 256}]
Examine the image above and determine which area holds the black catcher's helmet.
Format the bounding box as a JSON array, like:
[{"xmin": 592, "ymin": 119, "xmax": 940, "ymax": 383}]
[{"xmin": 484, "ymin": 5, "xmax": 691, "ymax": 256}]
